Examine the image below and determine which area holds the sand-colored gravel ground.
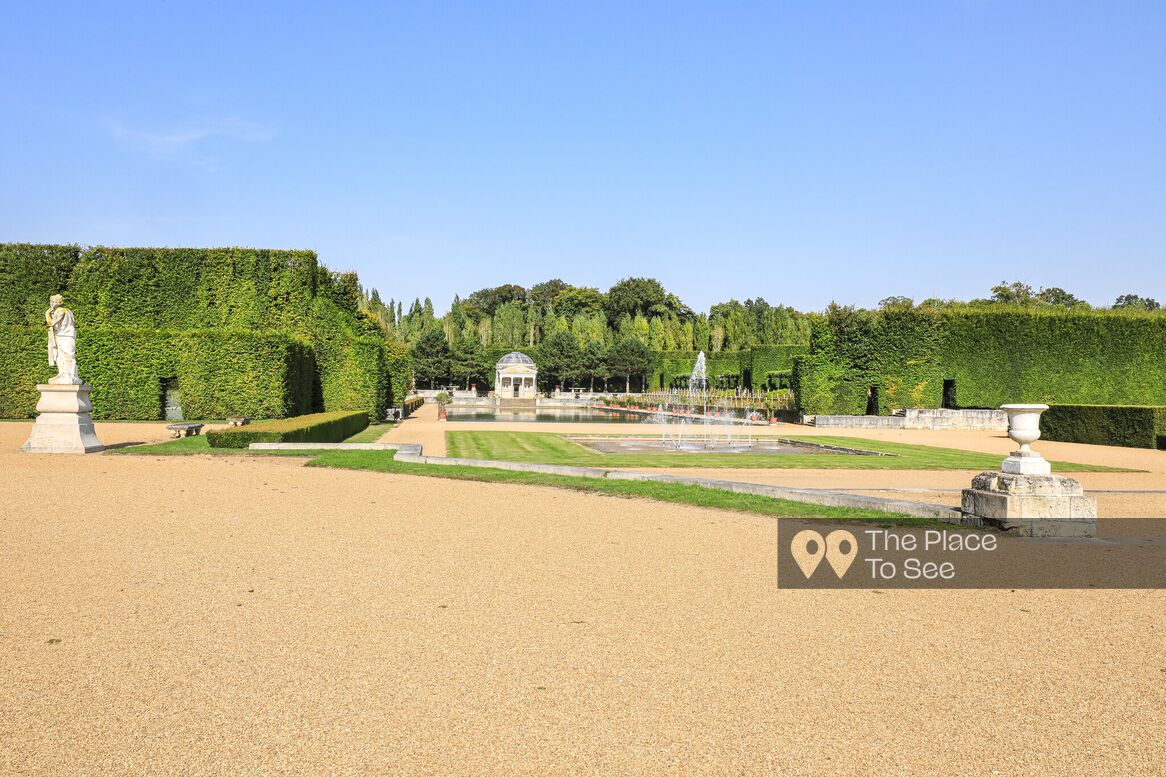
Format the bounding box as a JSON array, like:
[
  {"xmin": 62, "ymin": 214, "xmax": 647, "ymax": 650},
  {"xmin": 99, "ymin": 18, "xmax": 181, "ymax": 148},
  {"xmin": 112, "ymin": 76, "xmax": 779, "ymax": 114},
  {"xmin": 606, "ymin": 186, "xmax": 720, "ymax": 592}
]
[{"xmin": 2, "ymin": 420, "xmax": 1164, "ymax": 774}]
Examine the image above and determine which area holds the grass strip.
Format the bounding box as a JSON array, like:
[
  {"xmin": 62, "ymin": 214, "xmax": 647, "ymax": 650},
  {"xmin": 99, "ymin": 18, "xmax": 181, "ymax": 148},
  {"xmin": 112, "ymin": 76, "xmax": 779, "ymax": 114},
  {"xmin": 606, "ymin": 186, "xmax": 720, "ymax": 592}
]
[
  {"xmin": 340, "ymin": 422, "xmax": 394, "ymax": 443},
  {"xmin": 444, "ymin": 431, "xmax": 1131, "ymax": 472},
  {"xmin": 306, "ymin": 449, "xmax": 944, "ymax": 527}
]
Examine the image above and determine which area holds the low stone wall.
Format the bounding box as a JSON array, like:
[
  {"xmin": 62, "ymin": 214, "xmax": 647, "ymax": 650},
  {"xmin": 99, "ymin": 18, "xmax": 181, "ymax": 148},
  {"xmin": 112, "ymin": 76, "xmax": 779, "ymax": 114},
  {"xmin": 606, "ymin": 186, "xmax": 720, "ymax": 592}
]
[
  {"xmin": 537, "ymin": 398, "xmax": 592, "ymax": 408},
  {"xmin": 450, "ymin": 397, "xmax": 492, "ymax": 407},
  {"xmin": 812, "ymin": 415, "xmax": 905, "ymax": 429},
  {"xmin": 903, "ymin": 408, "xmax": 1007, "ymax": 431},
  {"xmin": 813, "ymin": 409, "xmax": 1007, "ymax": 431}
]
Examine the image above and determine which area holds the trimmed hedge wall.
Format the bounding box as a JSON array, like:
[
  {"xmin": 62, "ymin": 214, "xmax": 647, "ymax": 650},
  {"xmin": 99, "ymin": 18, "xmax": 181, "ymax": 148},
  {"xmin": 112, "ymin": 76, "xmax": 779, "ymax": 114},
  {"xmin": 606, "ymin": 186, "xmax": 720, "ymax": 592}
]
[
  {"xmin": 63, "ymin": 246, "xmax": 318, "ymax": 332},
  {"xmin": 0, "ymin": 325, "xmax": 55, "ymax": 417},
  {"xmin": 795, "ymin": 307, "xmax": 1166, "ymax": 416},
  {"xmin": 1041, "ymin": 404, "xmax": 1166, "ymax": 449},
  {"xmin": 940, "ymin": 309, "xmax": 1166, "ymax": 408},
  {"xmin": 0, "ymin": 244, "xmax": 79, "ymax": 326},
  {"xmin": 207, "ymin": 410, "xmax": 369, "ymax": 448},
  {"xmin": 0, "ymin": 244, "xmax": 393, "ymax": 421},
  {"xmin": 385, "ymin": 341, "xmax": 412, "ymax": 408},
  {"xmin": 0, "ymin": 326, "xmax": 313, "ymax": 419}
]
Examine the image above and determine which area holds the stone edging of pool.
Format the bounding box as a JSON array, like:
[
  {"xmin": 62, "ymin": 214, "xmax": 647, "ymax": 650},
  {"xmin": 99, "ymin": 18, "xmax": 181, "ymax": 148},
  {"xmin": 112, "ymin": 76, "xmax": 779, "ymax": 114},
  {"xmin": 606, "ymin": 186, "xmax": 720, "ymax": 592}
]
[{"xmin": 249, "ymin": 441, "xmax": 958, "ymax": 523}]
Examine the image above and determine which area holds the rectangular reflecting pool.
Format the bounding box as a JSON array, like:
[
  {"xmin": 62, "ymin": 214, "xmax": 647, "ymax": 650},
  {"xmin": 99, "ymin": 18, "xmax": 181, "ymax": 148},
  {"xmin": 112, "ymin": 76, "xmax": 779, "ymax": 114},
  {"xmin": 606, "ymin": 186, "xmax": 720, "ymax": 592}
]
[{"xmin": 445, "ymin": 407, "xmax": 645, "ymax": 423}]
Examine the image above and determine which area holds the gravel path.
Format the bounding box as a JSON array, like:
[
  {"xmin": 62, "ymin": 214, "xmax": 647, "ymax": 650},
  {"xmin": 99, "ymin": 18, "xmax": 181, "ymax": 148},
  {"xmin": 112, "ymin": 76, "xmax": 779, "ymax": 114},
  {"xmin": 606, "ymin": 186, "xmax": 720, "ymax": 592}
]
[{"xmin": 2, "ymin": 421, "xmax": 1163, "ymax": 773}]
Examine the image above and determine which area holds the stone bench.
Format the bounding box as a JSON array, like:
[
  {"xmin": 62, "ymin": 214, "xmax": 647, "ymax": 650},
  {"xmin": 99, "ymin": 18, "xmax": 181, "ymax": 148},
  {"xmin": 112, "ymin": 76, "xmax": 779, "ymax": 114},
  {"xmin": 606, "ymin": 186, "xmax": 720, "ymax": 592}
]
[
  {"xmin": 226, "ymin": 416, "xmax": 251, "ymax": 427},
  {"xmin": 166, "ymin": 422, "xmax": 205, "ymax": 438}
]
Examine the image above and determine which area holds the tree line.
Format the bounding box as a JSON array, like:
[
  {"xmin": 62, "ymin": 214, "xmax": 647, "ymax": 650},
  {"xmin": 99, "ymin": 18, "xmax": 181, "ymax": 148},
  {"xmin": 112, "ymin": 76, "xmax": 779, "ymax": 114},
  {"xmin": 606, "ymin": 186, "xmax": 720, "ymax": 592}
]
[{"xmin": 355, "ymin": 276, "xmax": 1161, "ymax": 391}]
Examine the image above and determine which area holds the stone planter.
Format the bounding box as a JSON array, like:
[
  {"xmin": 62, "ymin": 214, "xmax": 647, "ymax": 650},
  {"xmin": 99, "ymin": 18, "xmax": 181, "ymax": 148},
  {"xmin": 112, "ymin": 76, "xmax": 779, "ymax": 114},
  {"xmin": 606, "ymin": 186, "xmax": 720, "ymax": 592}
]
[
  {"xmin": 1000, "ymin": 403, "xmax": 1051, "ymax": 475},
  {"xmin": 1001, "ymin": 403, "xmax": 1048, "ymax": 452},
  {"xmin": 960, "ymin": 403, "xmax": 1096, "ymax": 537}
]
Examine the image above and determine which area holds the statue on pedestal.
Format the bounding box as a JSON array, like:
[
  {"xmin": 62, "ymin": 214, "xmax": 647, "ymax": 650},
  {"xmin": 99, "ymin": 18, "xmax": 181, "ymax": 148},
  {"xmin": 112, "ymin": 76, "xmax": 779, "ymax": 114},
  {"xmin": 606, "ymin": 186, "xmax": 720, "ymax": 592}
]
[
  {"xmin": 45, "ymin": 294, "xmax": 81, "ymax": 385},
  {"xmin": 21, "ymin": 294, "xmax": 104, "ymax": 454}
]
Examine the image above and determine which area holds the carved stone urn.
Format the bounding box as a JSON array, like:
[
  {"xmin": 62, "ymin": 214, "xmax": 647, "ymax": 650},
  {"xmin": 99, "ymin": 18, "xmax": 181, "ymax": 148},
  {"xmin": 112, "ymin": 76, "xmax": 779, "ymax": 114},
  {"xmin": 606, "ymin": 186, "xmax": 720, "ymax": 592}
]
[{"xmin": 1000, "ymin": 403, "xmax": 1050, "ymax": 475}]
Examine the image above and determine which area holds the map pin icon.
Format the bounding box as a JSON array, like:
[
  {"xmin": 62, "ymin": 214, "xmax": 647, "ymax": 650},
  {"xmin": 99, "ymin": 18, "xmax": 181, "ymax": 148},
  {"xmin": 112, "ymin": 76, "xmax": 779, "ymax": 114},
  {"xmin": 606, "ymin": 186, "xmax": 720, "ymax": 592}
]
[
  {"xmin": 825, "ymin": 530, "xmax": 858, "ymax": 578},
  {"xmin": 790, "ymin": 530, "xmax": 826, "ymax": 578}
]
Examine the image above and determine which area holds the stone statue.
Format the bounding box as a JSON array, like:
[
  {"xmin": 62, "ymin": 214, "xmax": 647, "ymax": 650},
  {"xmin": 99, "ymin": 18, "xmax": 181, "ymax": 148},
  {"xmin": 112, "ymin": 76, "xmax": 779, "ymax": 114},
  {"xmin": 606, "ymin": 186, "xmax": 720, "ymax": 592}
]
[
  {"xmin": 21, "ymin": 293, "xmax": 104, "ymax": 453},
  {"xmin": 45, "ymin": 294, "xmax": 81, "ymax": 385}
]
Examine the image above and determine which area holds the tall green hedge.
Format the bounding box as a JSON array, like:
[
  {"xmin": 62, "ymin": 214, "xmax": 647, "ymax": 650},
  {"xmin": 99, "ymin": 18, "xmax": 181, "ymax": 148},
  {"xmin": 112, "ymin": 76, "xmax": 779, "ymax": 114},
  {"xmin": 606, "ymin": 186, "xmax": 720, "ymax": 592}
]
[
  {"xmin": 384, "ymin": 341, "xmax": 412, "ymax": 408},
  {"xmin": 0, "ymin": 244, "xmax": 79, "ymax": 326},
  {"xmin": 64, "ymin": 246, "xmax": 318, "ymax": 332},
  {"xmin": 794, "ymin": 307, "xmax": 1166, "ymax": 416},
  {"xmin": 940, "ymin": 309, "xmax": 1166, "ymax": 407},
  {"xmin": 1041, "ymin": 404, "xmax": 1166, "ymax": 449},
  {"xmin": 0, "ymin": 325, "xmax": 313, "ymax": 419},
  {"xmin": 793, "ymin": 309, "xmax": 943, "ymax": 415},
  {"xmin": 0, "ymin": 325, "xmax": 55, "ymax": 417},
  {"xmin": 0, "ymin": 244, "xmax": 392, "ymax": 420}
]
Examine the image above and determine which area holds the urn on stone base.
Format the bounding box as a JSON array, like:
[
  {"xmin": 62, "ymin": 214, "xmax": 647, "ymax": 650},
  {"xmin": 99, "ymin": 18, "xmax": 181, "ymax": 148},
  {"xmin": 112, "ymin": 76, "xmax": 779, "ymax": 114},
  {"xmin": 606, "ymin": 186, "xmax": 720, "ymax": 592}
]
[{"xmin": 960, "ymin": 403, "xmax": 1096, "ymax": 537}]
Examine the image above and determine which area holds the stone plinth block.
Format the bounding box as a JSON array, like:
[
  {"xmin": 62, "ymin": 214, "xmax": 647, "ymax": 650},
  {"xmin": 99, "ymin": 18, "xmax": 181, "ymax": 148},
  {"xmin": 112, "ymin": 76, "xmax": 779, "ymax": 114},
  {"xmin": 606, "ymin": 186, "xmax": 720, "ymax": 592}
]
[
  {"xmin": 1001, "ymin": 452, "xmax": 1052, "ymax": 475},
  {"xmin": 961, "ymin": 471, "xmax": 1096, "ymax": 538},
  {"xmin": 21, "ymin": 384, "xmax": 105, "ymax": 454}
]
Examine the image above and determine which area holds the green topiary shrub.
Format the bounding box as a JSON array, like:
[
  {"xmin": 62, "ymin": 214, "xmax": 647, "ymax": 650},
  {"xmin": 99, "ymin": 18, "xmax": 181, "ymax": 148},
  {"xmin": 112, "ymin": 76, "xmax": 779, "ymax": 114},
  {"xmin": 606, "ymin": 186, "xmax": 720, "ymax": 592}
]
[
  {"xmin": 1041, "ymin": 404, "xmax": 1166, "ymax": 449},
  {"xmin": 206, "ymin": 410, "xmax": 368, "ymax": 448}
]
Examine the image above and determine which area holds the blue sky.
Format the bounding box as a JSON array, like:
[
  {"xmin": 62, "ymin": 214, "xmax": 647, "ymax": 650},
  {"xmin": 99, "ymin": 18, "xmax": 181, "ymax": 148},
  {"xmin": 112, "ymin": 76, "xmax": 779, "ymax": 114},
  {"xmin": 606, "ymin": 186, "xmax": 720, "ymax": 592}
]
[{"xmin": 3, "ymin": 2, "xmax": 1163, "ymax": 312}]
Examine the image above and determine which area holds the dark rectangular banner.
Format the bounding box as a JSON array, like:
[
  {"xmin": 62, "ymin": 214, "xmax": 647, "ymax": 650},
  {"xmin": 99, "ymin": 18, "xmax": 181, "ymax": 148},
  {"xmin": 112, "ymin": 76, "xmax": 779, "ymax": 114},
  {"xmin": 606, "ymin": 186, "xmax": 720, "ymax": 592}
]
[{"xmin": 777, "ymin": 519, "xmax": 1166, "ymax": 589}]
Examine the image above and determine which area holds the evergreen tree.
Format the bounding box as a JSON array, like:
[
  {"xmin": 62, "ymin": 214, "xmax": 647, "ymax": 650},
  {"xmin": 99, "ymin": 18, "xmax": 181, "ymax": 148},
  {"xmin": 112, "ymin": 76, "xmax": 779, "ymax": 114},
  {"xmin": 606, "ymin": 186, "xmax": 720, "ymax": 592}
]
[
  {"xmin": 537, "ymin": 329, "xmax": 582, "ymax": 390},
  {"xmin": 606, "ymin": 336, "xmax": 655, "ymax": 393},
  {"xmin": 412, "ymin": 326, "xmax": 452, "ymax": 388},
  {"xmin": 451, "ymin": 325, "xmax": 490, "ymax": 390},
  {"xmin": 581, "ymin": 340, "xmax": 607, "ymax": 392}
]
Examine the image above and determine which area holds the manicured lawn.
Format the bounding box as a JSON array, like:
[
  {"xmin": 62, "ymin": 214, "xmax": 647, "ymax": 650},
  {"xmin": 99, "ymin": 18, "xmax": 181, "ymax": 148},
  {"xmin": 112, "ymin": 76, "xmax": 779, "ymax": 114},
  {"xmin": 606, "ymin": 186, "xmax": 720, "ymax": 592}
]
[
  {"xmin": 306, "ymin": 450, "xmax": 942, "ymax": 526},
  {"xmin": 338, "ymin": 422, "xmax": 393, "ymax": 443},
  {"xmin": 109, "ymin": 437, "xmax": 940, "ymax": 525},
  {"xmin": 445, "ymin": 431, "xmax": 1128, "ymax": 472}
]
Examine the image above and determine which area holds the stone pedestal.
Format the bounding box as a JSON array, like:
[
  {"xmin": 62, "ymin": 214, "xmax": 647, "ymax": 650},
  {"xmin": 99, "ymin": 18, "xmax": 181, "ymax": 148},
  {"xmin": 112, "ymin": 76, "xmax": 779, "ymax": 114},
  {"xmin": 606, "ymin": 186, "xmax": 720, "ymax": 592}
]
[
  {"xmin": 961, "ymin": 471, "xmax": 1096, "ymax": 537},
  {"xmin": 21, "ymin": 384, "xmax": 105, "ymax": 454},
  {"xmin": 1001, "ymin": 451, "xmax": 1051, "ymax": 475}
]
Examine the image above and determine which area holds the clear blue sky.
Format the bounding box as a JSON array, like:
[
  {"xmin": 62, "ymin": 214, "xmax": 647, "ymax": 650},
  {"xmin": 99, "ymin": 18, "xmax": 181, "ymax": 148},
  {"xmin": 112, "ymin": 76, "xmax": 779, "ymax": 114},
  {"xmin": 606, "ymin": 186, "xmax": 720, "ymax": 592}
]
[{"xmin": 3, "ymin": 1, "xmax": 1163, "ymax": 313}]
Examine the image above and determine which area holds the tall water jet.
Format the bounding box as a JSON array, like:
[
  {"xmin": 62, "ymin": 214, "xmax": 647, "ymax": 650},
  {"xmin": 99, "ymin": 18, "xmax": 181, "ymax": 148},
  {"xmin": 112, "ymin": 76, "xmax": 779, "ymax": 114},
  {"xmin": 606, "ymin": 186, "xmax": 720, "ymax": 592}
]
[{"xmin": 689, "ymin": 352, "xmax": 708, "ymax": 391}]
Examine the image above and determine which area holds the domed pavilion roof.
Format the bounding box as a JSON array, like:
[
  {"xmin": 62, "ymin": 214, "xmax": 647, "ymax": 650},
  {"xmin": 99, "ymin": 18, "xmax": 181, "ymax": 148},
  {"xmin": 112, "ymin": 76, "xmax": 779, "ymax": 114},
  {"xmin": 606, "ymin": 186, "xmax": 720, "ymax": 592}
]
[{"xmin": 496, "ymin": 351, "xmax": 536, "ymax": 368}]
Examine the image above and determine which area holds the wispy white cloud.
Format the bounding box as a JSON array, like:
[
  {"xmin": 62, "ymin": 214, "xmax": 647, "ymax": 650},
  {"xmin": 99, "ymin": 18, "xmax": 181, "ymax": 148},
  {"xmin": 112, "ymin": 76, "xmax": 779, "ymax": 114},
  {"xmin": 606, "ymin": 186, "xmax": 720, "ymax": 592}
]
[{"xmin": 101, "ymin": 117, "xmax": 277, "ymax": 164}]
